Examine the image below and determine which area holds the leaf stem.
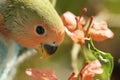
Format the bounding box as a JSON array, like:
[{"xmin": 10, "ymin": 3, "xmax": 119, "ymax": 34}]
[{"xmin": 81, "ymin": 45, "xmax": 89, "ymax": 61}]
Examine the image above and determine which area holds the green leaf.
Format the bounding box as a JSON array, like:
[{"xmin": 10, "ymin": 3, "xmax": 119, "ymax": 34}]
[{"xmin": 88, "ymin": 39, "xmax": 114, "ymax": 80}]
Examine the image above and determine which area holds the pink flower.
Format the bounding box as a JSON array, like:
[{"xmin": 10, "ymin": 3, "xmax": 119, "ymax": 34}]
[
  {"xmin": 80, "ymin": 60, "xmax": 103, "ymax": 80},
  {"xmin": 87, "ymin": 21, "xmax": 114, "ymax": 41},
  {"xmin": 61, "ymin": 9, "xmax": 86, "ymax": 44},
  {"xmin": 61, "ymin": 11, "xmax": 86, "ymax": 32},
  {"xmin": 61, "ymin": 8, "xmax": 114, "ymax": 44},
  {"xmin": 26, "ymin": 68, "xmax": 58, "ymax": 80}
]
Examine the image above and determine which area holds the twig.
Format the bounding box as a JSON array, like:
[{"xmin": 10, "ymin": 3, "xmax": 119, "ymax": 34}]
[{"xmin": 71, "ymin": 43, "xmax": 81, "ymax": 75}]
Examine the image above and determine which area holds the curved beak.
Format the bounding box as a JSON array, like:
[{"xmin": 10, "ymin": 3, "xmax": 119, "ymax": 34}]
[
  {"xmin": 36, "ymin": 43, "xmax": 58, "ymax": 58},
  {"xmin": 43, "ymin": 44, "xmax": 58, "ymax": 55}
]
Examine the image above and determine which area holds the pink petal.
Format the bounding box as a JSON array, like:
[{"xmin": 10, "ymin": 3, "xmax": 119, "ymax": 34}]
[
  {"xmin": 75, "ymin": 16, "xmax": 86, "ymax": 25},
  {"xmin": 80, "ymin": 60, "xmax": 103, "ymax": 80},
  {"xmin": 87, "ymin": 21, "xmax": 114, "ymax": 41},
  {"xmin": 26, "ymin": 68, "xmax": 58, "ymax": 80},
  {"xmin": 65, "ymin": 27, "xmax": 85, "ymax": 44},
  {"xmin": 61, "ymin": 11, "xmax": 77, "ymax": 31},
  {"xmin": 89, "ymin": 29, "xmax": 114, "ymax": 41},
  {"xmin": 91, "ymin": 21, "xmax": 108, "ymax": 30}
]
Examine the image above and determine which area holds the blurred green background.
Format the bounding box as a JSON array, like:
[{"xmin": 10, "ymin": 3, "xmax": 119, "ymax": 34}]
[{"xmin": 14, "ymin": 0, "xmax": 120, "ymax": 80}]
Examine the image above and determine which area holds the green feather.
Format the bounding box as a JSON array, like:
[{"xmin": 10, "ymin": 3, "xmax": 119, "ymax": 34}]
[{"xmin": 0, "ymin": 0, "xmax": 63, "ymax": 34}]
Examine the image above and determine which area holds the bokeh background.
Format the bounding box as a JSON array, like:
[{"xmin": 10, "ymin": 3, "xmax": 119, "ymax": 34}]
[{"xmin": 14, "ymin": 0, "xmax": 120, "ymax": 80}]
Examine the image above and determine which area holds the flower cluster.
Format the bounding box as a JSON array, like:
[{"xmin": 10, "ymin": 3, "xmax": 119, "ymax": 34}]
[
  {"xmin": 61, "ymin": 8, "xmax": 114, "ymax": 80},
  {"xmin": 80, "ymin": 60, "xmax": 103, "ymax": 80},
  {"xmin": 61, "ymin": 8, "xmax": 114, "ymax": 44},
  {"xmin": 69, "ymin": 60, "xmax": 103, "ymax": 80}
]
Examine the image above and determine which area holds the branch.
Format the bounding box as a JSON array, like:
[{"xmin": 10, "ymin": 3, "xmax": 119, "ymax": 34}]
[{"xmin": 71, "ymin": 43, "xmax": 81, "ymax": 75}]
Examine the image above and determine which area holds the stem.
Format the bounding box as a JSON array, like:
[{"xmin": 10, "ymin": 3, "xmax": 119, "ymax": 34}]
[
  {"xmin": 71, "ymin": 43, "xmax": 81, "ymax": 75},
  {"xmin": 81, "ymin": 45, "xmax": 89, "ymax": 61},
  {"xmin": 85, "ymin": 16, "xmax": 94, "ymax": 37}
]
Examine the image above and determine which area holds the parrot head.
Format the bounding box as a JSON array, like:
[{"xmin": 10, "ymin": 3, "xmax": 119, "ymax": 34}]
[{"xmin": 0, "ymin": 0, "xmax": 64, "ymax": 58}]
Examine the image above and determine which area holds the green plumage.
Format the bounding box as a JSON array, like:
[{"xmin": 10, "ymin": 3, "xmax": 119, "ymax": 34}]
[{"xmin": 0, "ymin": 0, "xmax": 63, "ymax": 35}]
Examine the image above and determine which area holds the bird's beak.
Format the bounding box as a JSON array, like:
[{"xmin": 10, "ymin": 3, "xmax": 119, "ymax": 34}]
[{"xmin": 36, "ymin": 43, "xmax": 58, "ymax": 58}]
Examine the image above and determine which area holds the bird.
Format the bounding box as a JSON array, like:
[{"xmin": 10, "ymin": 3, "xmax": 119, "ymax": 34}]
[{"xmin": 0, "ymin": 0, "xmax": 64, "ymax": 80}]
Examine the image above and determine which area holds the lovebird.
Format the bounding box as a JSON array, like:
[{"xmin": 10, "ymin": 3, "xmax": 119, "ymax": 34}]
[{"xmin": 0, "ymin": 0, "xmax": 64, "ymax": 80}]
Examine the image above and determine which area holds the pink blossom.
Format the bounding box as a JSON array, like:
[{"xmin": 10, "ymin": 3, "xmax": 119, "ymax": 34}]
[
  {"xmin": 61, "ymin": 11, "xmax": 86, "ymax": 44},
  {"xmin": 61, "ymin": 8, "xmax": 114, "ymax": 44},
  {"xmin": 87, "ymin": 21, "xmax": 114, "ymax": 41},
  {"xmin": 80, "ymin": 60, "xmax": 103, "ymax": 80},
  {"xmin": 61, "ymin": 11, "xmax": 77, "ymax": 31},
  {"xmin": 26, "ymin": 68, "xmax": 58, "ymax": 80}
]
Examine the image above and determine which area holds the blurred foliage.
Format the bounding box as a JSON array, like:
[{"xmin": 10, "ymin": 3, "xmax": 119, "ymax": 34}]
[
  {"xmin": 14, "ymin": 0, "xmax": 120, "ymax": 80},
  {"xmin": 56, "ymin": 0, "xmax": 120, "ymax": 15},
  {"xmin": 103, "ymin": 0, "xmax": 120, "ymax": 13}
]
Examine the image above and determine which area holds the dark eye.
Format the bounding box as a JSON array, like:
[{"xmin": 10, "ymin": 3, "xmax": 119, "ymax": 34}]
[{"xmin": 36, "ymin": 25, "xmax": 45, "ymax": 35}]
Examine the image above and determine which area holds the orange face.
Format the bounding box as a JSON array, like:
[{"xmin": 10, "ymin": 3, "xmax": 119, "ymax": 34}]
[
  {"xmin": 0, "ymin": 0, "xmax": 65, "ymax": 56},
  {"xmin": 9, "ymin": 21, "xmax": 64, "ymax": 49}
]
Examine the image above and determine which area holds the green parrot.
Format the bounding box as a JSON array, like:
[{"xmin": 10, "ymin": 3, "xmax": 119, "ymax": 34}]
[{"xmin": 0, "ymin": 0, "xmax": 64, "ymax": 80}]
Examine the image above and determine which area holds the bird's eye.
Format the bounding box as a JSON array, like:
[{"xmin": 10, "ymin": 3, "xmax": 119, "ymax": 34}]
[{"xmin": 36, "ymin": 25, "xmax": 45, "ymax": 35}]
